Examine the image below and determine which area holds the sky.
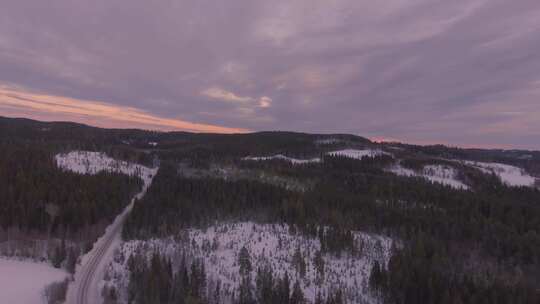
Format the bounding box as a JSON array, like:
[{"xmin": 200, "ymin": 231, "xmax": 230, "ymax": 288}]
[{"xmin": 0, "ymin": 0, "xmax": 539, "ymax": 150}]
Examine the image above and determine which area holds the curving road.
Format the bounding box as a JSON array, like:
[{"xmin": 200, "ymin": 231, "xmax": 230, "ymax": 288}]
[
  {"xmin": 76, "ymin": 204, "xmax": 130, "ymax": 304},
  {"xmin": 67, "ymin": 172, "xmax": 155, "ymax": 304}
]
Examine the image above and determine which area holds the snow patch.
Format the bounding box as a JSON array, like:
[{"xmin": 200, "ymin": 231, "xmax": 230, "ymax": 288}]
[
  {"xmin": 55, "ymin": 151, "xmax": 156, "ymax": 184},
  {"xmin": 242, "ymin": 149, "xmax": 391, "ymax": 165},
  {"xmin": 462, "ymin": 161, "xmax": 536, "ymax": 187},
  {"xmin": 0, "ymin": 258, "xmax": 67, "ymax": 304},
  {"xmin": 388, "ymin": 164, "xmax": 469, "ymax": 190},
  {"xmin": 243, "ymin": 154, "xmax": 322, "ymax": 165}
]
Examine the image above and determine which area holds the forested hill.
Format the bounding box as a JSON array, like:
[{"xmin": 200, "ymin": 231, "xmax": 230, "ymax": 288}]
[
  {"xmin": 2, "ymin": 116, "xmax": 540, "ymax": 303},
  {"xmin": 2, "ymin": 115, "xmax": 538, "ymax": 166},
  {"xmin": 0, "ymin": 116, "xmax": 368, "ymax": 150}
]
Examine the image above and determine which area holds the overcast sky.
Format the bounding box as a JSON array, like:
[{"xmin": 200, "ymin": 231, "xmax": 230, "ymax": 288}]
[{"xmin": 1, "ymin": 0, "xmax": 539, "ymax": 149}]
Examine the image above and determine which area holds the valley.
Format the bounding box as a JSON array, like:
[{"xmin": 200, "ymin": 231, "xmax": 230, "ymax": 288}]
[{"xmin": 0, "ymin": 117, "xmax": 539, "ymax": 304}]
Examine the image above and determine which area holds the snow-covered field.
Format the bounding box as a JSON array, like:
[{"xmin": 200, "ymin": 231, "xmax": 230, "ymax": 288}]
[
  {"xmin": 327, "ymin": 149, "xmax": 390, "ymax": 160},
  {"xmin": 243, "ymin": 154, "xmax": 322, "ymax": 164},
  {"xmin": 105, "ymin": 222, "xmax": 394, "ymax": 304},
  {"xmin": 55, "ymin": 151, "xmax": 156, "ymax": 182},
  {"xmin": 388, "ymin": 164, "xmax": 469, "ymax": 190},
  {"xmin": 461, "ymin": 161, "xmax": 536, "ymax": 187},
  {"xmin": 0, "ymin": 258, "xmax": 67, "ymax": 304}
]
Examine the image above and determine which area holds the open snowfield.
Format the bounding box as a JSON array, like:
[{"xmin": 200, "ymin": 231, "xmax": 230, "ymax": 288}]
[
  {"xmin": 105, "ymin": 222, "xmax": 394, "ymax": 304},
  {"xmin": 56, "ymin": 151, "xmax": 155, "ymax": 183},
  {"xmin": 388, "ymin": 163, "xmax": 469, "ymax": 190},
  {"xmin": 462, "ymin": 161, "xmax": 536, "ymax": 187},
  {"xmin": 0, "ymin": 258, "xmax": 67, "ymax": 304}
]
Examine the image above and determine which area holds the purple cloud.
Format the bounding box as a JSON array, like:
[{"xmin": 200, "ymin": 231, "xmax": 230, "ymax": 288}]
[{"xmin": 0, "ymin": 0, "xmax": 539, "ymax": 148}]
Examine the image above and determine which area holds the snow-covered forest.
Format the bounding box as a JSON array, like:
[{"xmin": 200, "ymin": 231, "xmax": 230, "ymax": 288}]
[{"xmin": 1, "ymin": 117, "xmax": 539, "ymax": 304}]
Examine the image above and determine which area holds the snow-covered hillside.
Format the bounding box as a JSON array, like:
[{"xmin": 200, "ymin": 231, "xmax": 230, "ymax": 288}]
[
  {"xmin": 243, "ymin": 155, "xmax": 322, "ymax": 165},
  {"xmin": 461, "ymin": 161, "xmax": 536, "ymax": 187},
  {"xmin": 0, "ymin": 258, "xmax": 67, "ymax": 304},
  {"xmin": 55, "ymin": 151, "xmax": 156, "ymax": 183},
  {"xmin": 327, "ymin": 149, "xmax": 390, "ymax": 160},
  {"xmin": 243, "ymin": 149, "xmax": 390, "ymax": 165},
  {"xmin": 388, "ymin": 164, "xmax": 469, "ymax": 190},
  {"xmin": 105, "ymin": 222, "xmax": 394, "ymax": 304}
]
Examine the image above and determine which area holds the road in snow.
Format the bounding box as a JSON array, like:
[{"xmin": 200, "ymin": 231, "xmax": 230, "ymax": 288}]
[
  {"xmin": 66, "ymin": 183, "xmax": 153, "ymax": 304},
  {"xmin": 56, "ymin": 151, "xmax": 157, "ymax": 304}
]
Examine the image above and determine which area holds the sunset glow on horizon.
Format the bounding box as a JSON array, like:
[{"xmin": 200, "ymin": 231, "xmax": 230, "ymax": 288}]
[{"xmin": 0, "ymin": 86, "xmax": 248, "ymax": 133}]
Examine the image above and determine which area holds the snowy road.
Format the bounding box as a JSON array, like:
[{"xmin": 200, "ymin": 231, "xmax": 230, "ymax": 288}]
[
  {"xmin": 66, "ymin": 179, "xmax": 154, "ymax": 304},
  {"xmin": 57, "ymin": 151, "xmax": 158, "ymax": 304}
]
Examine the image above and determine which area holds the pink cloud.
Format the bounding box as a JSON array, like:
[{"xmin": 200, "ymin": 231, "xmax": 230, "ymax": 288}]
[{"xmin": 0, "ymin": 86, "xmax": 248, "ymax": 133}]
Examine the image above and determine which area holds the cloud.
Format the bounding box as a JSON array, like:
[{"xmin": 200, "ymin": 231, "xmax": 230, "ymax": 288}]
[
  {"xmin": 201, "ymin": 87, "xmax": 272, "ymax": 114},
  {"xmin": 258, "ymin": 96, "xmax": 272, "ymax": 108},
  {"xmin": 201, "ymin": 87, "xmax": 253, "ymax": 104},
  {"xmin": 1, "ymin": 0, "xmax": 540, "ymax": 149},
  {"xmin": 0, "ymin": 86, "xmax": 247, "ymax": 133}
]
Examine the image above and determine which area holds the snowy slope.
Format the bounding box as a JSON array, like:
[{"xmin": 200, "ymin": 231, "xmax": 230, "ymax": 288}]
[
  {"xmin": 388, "ymin": 164, "xmax": 469, "ymax": 190},
  {"xmin": 462, "ymin": 161, "xmax": 536, "ymax": 187},
  {"xmin": 327, "ymin": 149, "xmax": 390, "ymax": 160},
  {"xmin": 105, "ymin": 222, "xmax": 394, "ymax": 304},
  {"xmin": 243, "ymin": 154, "xmax": 322, "ymax": 165},
  {"xmin": 0, "ymin": 258, "xmax": 67, "ymax": 304}
]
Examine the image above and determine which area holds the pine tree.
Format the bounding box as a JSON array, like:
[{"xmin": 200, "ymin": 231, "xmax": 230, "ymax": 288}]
[
  {"xmin": 238, "ymin": 275, "xmax": 255, "ymax": 304},
  {"xmin": 293, "ymin": 247, "xmax": 306, "ymax": 278},
  {"xmin": 238, "ymin": 246, "xmax": 252, "ymax": 276},
  {"xmin": 276, "ymin": 272, "xmax": 290, "ymax": 304},
  {"xmin": 65, "ymin": 247, "xmax": 77, "ymax": 274},
  {"xmin": 369, "ymin": 261, "xmax": 382, "ymax": 291},
  {"xmin": 315, "ymin": 292, "xmax": 324, "ymax": 304},
  {"xmin": 313, "ymin": 250, "xmax": 325, "ymax": 280},
  {"xmin": 290, "ymin": 280, "xmax": 305, "ymax": 304},
  {"xmin": 256, "ymin": 265, "xmax": 274, "ymax": 304}
]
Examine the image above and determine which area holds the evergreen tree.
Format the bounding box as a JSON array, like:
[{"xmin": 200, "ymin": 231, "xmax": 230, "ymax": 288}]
[
  {"xmin": 238, "ymin": 246, "xmax": 252, "ymax": 276},
  {"xmin": 290, "ymin": 280, "xmax": 305, "ymax": 304}
]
